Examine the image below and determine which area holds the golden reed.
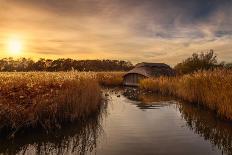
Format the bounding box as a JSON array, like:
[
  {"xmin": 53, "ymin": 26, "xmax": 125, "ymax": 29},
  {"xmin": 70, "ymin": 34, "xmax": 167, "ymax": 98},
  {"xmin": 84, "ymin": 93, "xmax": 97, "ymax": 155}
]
[
  {"xmin": 0, "ymin": 72, "xmax": 104, "ymax": 137},
  {"xmin": 140, "ymin": 69, "xmax": 232, "ymax": 120},
  {"xmin": 96, "ymin": 72, "xmax": 124, "ymax": 86}
]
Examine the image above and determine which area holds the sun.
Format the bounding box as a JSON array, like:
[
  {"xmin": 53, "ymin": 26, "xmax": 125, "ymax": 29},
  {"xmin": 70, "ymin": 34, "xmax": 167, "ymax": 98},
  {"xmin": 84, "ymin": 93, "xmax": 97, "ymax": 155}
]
[{"xmin": 7, "ymin": 37, "xmax": 23, "ymax": 55}]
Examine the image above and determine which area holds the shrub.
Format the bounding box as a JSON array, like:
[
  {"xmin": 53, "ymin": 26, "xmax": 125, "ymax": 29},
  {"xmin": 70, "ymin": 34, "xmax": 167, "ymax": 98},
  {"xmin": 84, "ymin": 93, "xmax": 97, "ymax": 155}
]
[{"xmin": 174, "ymin": 50, "xmax": 218, "ymax": 74}]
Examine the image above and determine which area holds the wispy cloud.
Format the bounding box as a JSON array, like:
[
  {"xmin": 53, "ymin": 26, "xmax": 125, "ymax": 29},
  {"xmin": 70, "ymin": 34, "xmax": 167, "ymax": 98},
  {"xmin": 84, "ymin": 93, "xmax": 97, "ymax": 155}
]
[{"xmin": 0, "ymin": 0, "xmax": 231, "ymax": 65}]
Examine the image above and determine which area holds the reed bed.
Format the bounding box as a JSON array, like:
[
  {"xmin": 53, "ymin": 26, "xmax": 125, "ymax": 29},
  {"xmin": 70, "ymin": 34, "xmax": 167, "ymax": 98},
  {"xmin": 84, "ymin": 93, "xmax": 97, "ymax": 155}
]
[
  {"xmin": 96, "ymin": 72, "xmax": 124, "ymax": 86},
  {"xmin": 140, "ymin": 69, "xmax": 232, "ymax": 120},
  {"xmin": 0, "ymin": 72, "xmax": 104, "ymax": 137}
]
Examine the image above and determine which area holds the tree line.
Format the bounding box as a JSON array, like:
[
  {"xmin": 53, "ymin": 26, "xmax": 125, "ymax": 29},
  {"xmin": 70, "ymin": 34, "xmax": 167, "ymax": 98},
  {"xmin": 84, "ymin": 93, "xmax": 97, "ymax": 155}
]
[
  {"xmin": 0, "ymin": 58, "xmax": 133, "ymax": 72},
  {"xmin": 0, "ymin": 50, "xmax": 231, "ymax": 73}
]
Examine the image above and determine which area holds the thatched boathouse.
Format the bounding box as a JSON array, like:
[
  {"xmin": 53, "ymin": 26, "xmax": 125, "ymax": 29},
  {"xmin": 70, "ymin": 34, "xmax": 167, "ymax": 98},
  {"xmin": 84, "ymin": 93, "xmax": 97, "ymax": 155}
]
[{"xmin": 123, "ymin": 62, "xmax": 175, "ymax": 86}]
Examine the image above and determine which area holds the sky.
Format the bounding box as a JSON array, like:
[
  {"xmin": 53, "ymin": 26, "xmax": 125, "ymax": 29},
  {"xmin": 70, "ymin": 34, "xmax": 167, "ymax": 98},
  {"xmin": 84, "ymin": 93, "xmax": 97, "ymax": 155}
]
[{"xmin": 0, "ymin": 0, "xmax": 232, "ymax": 65}]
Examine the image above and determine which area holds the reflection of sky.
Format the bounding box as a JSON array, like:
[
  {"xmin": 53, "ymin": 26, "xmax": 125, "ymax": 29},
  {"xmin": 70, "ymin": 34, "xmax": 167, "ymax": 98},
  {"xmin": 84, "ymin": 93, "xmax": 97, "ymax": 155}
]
[
  {"xmin": 94, "ymin": 93, "xmax": 220, "ymax": 155},
  {"xmin": 0, "ymin": 0, "xmax": 232, "ymax": 65}
]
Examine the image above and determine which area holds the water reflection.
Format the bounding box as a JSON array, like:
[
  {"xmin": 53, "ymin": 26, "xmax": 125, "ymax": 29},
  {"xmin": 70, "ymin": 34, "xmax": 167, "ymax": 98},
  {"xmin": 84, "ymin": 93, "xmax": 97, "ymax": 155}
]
[
  {"xmin": 1, "ymin": 89, "xmax": 232, "ymax": 155},
  {"xmin": 123, "ymin": 88, "xmax": 232, "ymax": 154},
  {"xmin": 178, "ymin": 103, "xmax": 232, "ymax": 155},
  {"xmin": 123, "ymin": 88, "xmax": 175, "ymax": 110},
  {"xmin": 0, "ymin": 103, "xmax": 107, "ymax": 155}
]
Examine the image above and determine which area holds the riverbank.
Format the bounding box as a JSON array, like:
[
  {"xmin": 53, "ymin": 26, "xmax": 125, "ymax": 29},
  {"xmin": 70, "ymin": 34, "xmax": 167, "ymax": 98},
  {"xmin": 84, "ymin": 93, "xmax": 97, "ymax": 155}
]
[
  {"xmin": 140, "ymin": 69, "xmax": 232, "ymax": 120},
  {"xmin": 0, "ymin": 72, "xmax": 105, "ymax": 138}
]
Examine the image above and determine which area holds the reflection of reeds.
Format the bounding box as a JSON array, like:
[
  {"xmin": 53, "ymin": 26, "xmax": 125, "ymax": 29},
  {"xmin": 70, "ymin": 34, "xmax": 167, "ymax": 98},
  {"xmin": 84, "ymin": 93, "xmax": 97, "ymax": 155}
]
[
  {"xmin": 0, "ymin": 109, "xmax": 105, "ymax": 155},
  {"xmin": 0, "ymin": 72, "xmax": 104, "ymax": 137},
  {"xmin": 178, "ymin": 102, "xmax": 232, "ymax": 155},
  {"xmin": 140, "ymin": 69, "xmax": 232, "ymax": 120}
]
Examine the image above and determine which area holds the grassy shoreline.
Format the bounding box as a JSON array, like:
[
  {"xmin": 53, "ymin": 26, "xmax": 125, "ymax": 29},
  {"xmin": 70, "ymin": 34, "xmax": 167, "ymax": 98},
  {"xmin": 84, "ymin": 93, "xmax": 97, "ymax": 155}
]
[
  {"xmin": 140, "ymin": 69, "xmax": 232, "ymax": 120},
  {"xmin": 0, "ymin": 72, "xmax": 106, "ymax": 137}
]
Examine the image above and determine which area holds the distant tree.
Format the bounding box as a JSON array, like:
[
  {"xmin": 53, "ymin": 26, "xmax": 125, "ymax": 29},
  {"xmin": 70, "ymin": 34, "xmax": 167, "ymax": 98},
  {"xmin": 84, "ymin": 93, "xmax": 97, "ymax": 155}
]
[{"xmin": 174, "ymin": 50, "xmax": 218, "ymax": 74}]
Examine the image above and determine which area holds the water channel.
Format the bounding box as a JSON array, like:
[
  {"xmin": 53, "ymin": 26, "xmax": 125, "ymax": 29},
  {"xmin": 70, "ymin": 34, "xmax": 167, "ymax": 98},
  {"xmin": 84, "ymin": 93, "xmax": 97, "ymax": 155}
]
[{"xmin": 0, "ymin": 88, "xmax": 232, "ymax": 155}]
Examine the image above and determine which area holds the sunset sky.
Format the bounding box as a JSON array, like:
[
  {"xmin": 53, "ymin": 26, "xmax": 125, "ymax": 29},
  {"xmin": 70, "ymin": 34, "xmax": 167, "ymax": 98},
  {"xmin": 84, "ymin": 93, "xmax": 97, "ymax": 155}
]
[{"xmin": 0, "ymin": 0, "xmax": 232, "ymax": 65}]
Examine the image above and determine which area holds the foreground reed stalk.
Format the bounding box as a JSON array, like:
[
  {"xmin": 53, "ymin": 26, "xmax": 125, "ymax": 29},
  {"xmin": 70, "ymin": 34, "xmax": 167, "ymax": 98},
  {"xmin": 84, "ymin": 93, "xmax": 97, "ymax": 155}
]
[
  {"xmin": 140, "ymin": 69, "xmax": 232, "ymax": 120},
  {"xmin": 0, "ymin": 72, "xmax": 104, "ymax": 137}
]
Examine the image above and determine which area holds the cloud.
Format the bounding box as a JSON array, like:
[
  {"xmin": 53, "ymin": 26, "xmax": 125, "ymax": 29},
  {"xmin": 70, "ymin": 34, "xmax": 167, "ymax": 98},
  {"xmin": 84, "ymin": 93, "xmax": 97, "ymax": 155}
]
[{"xmin": 0, "ymin": 0, "xmax": 231, "ymax": 65}]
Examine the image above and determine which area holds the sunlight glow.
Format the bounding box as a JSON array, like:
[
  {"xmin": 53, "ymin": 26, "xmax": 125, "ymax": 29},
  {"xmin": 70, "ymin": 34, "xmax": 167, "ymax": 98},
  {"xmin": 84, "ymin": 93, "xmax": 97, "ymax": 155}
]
[{"xmin": 7, "ymin": 37, "xmax": 23, "ymax": 56}]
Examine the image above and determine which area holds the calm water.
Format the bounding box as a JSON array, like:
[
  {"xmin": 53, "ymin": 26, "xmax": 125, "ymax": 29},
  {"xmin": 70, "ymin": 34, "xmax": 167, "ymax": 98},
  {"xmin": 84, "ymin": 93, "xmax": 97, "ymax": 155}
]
[{"xmin": 0, "ymin": 88, "xmax": 232, "ymax": 155}]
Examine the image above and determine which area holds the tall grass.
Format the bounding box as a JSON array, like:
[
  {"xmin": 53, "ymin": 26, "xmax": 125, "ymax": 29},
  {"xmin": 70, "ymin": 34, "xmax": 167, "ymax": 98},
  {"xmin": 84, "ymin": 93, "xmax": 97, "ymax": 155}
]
[
  {"xmin": 0, "ymin": 72, "xmax": 104, "ymax": 137},
  {"xmin": 140, "ymin": 69, "xmax": 232, "ymax": 120},
  {"xmin": 96, "ymin": 72, "xmax": 124, "ymax": 86}
]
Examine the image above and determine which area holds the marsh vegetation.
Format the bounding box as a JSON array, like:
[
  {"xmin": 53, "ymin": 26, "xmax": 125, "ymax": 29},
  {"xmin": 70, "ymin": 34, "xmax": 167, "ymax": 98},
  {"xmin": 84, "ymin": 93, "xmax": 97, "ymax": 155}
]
[
  {"xmin": 140, "ymin": 69, "xmax": 232, "ymax": 120},
  {"xmin": 0, "ymin": 72, "xmax": 108, "ymax": 137},
  {"xmin": 0, "ymin": 67, "xmax": 232, "ymax": 139}
]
